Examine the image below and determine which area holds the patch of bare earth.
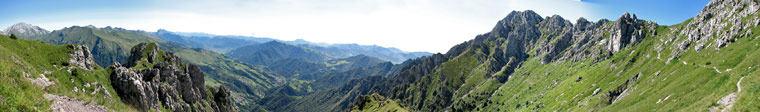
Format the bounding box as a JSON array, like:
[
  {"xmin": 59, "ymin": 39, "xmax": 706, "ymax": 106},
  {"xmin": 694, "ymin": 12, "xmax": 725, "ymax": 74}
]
[
  {"xmin": 26, "ymin": 72, "xmax": 54, "ymax": 88},
  {"xmin": 27, "ymin": 72, "xmax": 109, "ymax": 112},
  {"xmin": 709, "ymin": 77, "xmax": 744, "ymax": 112},
  {"xmin": 44, "ymin": 94, "xmax": 108, "ymax": 112}
]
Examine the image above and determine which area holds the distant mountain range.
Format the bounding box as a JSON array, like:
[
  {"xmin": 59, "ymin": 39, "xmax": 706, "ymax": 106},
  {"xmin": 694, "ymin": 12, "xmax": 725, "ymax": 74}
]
[{"xmin": 153, "ymin": 29, "xmax": 432, "ymax": 63}]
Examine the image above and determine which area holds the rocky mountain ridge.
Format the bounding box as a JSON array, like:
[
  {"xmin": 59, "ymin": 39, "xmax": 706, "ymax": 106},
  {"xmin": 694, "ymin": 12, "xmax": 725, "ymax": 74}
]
[
  {"xmin": 347, "ymin": 0, "xmax": 760, "ymax": 111},
  {"xmin": 671, "ymin": 0, "xmax": 760, "ymax": 60},
  {"xmin": 360, "ymin": 11, "xmax": 658, "ymax": 111}
]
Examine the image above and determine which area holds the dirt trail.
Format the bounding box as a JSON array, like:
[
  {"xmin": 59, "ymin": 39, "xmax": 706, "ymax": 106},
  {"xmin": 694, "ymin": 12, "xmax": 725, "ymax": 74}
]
[
  {"xmin": 737, "ymin": 77, "xmax": 744, "ymax": 92},
  {"xmin": 27, "ymin": 72, "xmax": 109, "ymax": 112},
  {"xmin": 709, "ymin": 76, "xmax": 744, "ymax": 112},
  {"xmin": 45, "ymin": 94, "xmax": 108, "ymax": 112}
]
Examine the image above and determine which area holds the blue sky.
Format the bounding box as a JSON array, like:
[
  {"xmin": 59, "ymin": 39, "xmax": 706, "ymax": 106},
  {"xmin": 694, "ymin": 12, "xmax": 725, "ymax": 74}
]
[
  {"xmin": 585, "ymin": 0, "xmax": 712, "ymax": 25},
  {"xmin": 0, "ymin": 0, "xmax": 711, "ymax": 53}
]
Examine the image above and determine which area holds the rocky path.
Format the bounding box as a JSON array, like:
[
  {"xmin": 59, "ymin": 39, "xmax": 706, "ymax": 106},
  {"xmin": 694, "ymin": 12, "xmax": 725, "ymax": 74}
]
[
  {"xmin": 737, "ymin": 77, "xmax": 744, "ymax": 92},
  {"xmin": 709, "ymin": 76, "xmax": 744, "ymax": 112},
  {"xmin": 25, "ymin": 70, "xmax": 109, "ymax": 112},
  {"xmin": 44, "ymin": 94, "xmax": 108, "ymax": 112}
]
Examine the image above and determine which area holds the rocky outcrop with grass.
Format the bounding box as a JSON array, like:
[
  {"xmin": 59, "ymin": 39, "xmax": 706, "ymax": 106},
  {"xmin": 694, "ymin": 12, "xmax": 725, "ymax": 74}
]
[
  {"xmin": 109, "ymin": 43, "xmax": 236, "ymax": 112},
  {"xmin": 67, "ymin": 45, "xmax": 96, "ymax": 70}
]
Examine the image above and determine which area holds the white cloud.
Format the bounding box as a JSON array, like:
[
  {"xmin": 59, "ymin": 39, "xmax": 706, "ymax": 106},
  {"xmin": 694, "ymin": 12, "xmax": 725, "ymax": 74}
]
[{"xmin": 19, "ymin": 0, "xmax": 598, "ymax": 53}]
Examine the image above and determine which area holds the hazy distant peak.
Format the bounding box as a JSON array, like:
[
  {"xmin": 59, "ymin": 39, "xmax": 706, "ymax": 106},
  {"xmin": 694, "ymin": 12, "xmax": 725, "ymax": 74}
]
[
  {"xmin": 168, "ymin": 31, "xmax": 217, "ymax": 37},
  {"xmin": 10, "ymin": 22, "xmax": 32, "ymax": 27},
  {"xmin": 3, "ymin": 22, "xmax": 49, "ymax": 38}
]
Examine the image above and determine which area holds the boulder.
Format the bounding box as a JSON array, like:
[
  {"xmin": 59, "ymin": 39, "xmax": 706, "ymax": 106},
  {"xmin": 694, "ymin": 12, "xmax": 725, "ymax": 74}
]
[{"xmin": 68, "ymin": 45, "xmax": 96, "ymax": 70}]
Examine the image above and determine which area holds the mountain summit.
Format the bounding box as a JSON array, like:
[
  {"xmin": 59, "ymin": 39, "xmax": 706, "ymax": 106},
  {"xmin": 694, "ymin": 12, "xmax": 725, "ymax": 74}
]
[{"xmin": 3, "ymin": 22, "xmax": 49, "ymax": 38}]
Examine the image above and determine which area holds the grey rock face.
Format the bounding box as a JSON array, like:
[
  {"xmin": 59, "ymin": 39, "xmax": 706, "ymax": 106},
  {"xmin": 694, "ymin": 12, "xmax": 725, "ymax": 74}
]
[
  {"xmin": 3, "ymin": 22, "xmax": 49, "ymax": 38},
  {"xmin": 607, "ymin": 12, "xmax": 647, "ymax": 53},
  {"xmin": 68, "ymin": 45, "xmax": 96, "ymax": 70},
  {"xmin": 474, "ymin": 11, "xmax": 656, "ymax": 83},
  {"xmin": 489, "ymin": 10, "xmax": 543, "ymax": 81},
  {"xmin": 110, "ymin": 63, "xmax": 161, "ymax": 111},
  {"xmin": 536, "ymin": 15, "xmax": 574, "ymax": 64},
  {"xmin": 489, "ymin": 11, "xmax": 656, "ymax": 77},
  {"xmin": 531, "ymin": 12, "xmax": 657, "ymax": 64},
  {"xmin": 109, "ymin": 43, "xmax": 236, "ymax": 112},
  {"xmin": 673, "ymin": 0, "xmax": 760, "ymax": 59}
]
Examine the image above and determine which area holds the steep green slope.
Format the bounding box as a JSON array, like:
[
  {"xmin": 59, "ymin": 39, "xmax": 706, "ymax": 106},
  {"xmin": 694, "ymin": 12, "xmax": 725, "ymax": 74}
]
[
  {"xmin": 28, "ymin": 26, "xmax": 284, "ymax": 111},
  {"xmin": 476, "ymin": 1, "xmax": 760, "ymax": 111},
  {"xmin": 0, "ymin": 35, "xmax": 134, "ymax": 111},
  {"xmin": 476, "ymin": 31, "xmax": 758, "ymax": 111},
  {"xmin": 351, "ymin": 0, "xmax": 760, "ymax": 111}
]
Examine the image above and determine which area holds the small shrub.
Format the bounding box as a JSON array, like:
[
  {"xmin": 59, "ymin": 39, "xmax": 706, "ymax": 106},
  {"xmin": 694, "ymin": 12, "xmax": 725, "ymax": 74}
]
[
  {"xmin": 71, "ymin": 69, "xmax": 80, "ymax": 76},
  {"xmin": 10, "ymin": 34, "xmax": 18, "ymax": 39}
]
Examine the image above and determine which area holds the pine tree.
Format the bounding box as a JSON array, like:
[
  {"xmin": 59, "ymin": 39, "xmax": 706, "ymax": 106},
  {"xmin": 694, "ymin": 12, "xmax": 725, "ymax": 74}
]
[{"xmin": 9, "ymin": 34, "xmax": 17, "ymax": 39}]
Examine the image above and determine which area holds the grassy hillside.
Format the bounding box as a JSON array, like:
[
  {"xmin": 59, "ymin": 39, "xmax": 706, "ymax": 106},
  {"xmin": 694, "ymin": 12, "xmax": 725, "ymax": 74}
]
[
  {"xmin": 476, "ymin": 17, "xmax": 760, "ymax": 112},
  {"xmin": 28, "ymin": 26, "xmax": 285, "ymax": 111},
  {"xmin": 0, "ymin": 35, "xmax": 135, "ymax": 111},
  {"xmin": 352, "ymin": 1, "xmax": 760, "ymax": 111}
]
